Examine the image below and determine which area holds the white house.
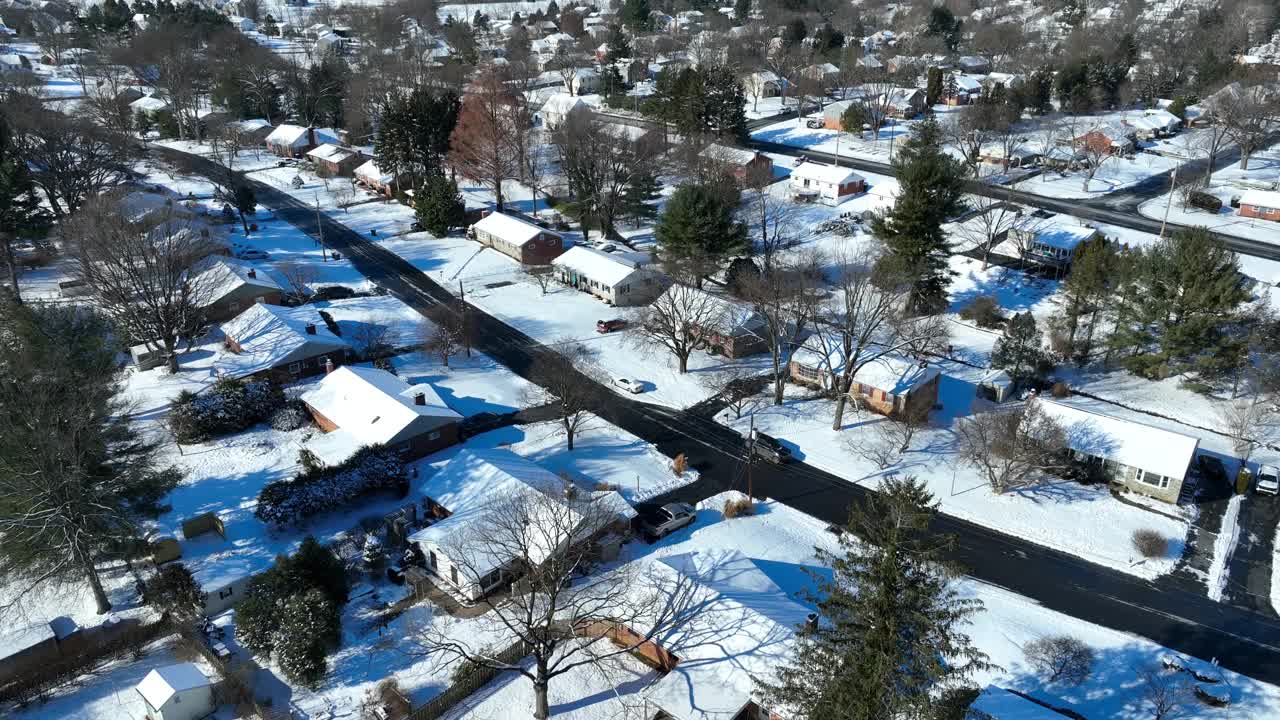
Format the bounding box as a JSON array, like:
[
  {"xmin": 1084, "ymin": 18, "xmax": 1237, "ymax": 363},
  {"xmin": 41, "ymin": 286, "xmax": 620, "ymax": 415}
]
[
  {"xmin": 130, "ymin": 94, "xmax": 170, "ymax": 117},
  {"xmin": 408, "ymin": 449, "xmax": 633, "ymax": 603},
  {"xmin": 567, "ymin": 67, "xmax": 601, "ymax": 95},
  {"xmin": 551, "ymin": 246, "xmax": 665, "ymax": 306},
  {"xmin": 540, "ymin": 92, "xmax": 589, "ymax": 128},
  {"xmin": 1006, "ymin": 219, "xmax": 1101, "ymax": 274},
  {"xmin": 1031, "ymin": 397, "xmax": 1199, "ymax": 504},
  {"xmin": 229, "ymin": 15, "xmax": 256, "ymax": 32},
  {"xmin": 789, "ymin": 163, "xmax": 867, "ymax": 205},
  {"xmin": 743, "ymin": 70, "xmax": 782, "ymax": 98},
  {"xmin": 136, "ymin": 663, "xmax": 214, "ymax": 720}
]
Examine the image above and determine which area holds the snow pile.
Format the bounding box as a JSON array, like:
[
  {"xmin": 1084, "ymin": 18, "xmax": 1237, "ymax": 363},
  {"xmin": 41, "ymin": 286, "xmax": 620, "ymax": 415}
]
[{"xmin": 1207, "ymin": 495, "xmax": 1243, "ymax": 603}]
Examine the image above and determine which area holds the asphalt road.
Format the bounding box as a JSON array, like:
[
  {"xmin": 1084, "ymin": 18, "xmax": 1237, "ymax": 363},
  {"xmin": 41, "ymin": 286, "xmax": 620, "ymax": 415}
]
[{"xmin": 155, "ymin": 146, "xmax": 1280, "ymax": 686}]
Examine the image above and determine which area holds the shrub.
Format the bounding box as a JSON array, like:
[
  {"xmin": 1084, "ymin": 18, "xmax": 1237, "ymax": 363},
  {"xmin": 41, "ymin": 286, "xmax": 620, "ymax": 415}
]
[
  {"xmin": 270, "ymin": 401, "xmax": 310, "ymax": 432},
  {"xmin": 314, "ymin": 285, "xmax": 356, "ymax": 301},
  {"xmin": 1051, "ymin": 381, "xmax": 1070, "ymax": 398},
  {"xmin": 931, "ymin": 686, "xmax": 982, "ymax": 720},
  {"xmin": 1132, "ymin": 529, "xmax": 1169, "ymax": 558},
  {"xmin": 1023, "ymin": 635, "xmax": 1096, "ymax": 685},
  {"xmin": 168, "ymin": 378, "xmax": 284, "ymax": 443},
  {"xmin": 255, "ymin": 446, "xmax": 406, "ymax": 526},
  {"xmin": 959, "ymin": 295, "xmax": 1005, "ymax": 329},
  {"xmin": 723, "ymin": 497, "xmax": 755, "ymax": 518},
  {"xmin": 144, "ymin": 563, "xmax": 203, "ymax": 620},
  {"xmin": 1187, "ymin": 191, "xmax": 1223, "ymax": 213}
]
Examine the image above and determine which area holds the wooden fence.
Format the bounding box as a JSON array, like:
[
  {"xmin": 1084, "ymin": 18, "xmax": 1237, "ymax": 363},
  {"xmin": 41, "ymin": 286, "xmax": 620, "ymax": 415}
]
[
  {"xmin": 181, "ymin": 629, "xmax": 291, "ymax": 720},
  {"xmin": 403, "ymin": 638, "xmax": 534, "ymax": 720}
]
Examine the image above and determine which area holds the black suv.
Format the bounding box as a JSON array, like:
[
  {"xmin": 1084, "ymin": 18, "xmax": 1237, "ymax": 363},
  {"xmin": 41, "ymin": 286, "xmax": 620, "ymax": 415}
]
[
  {"xmin": 748, "ymin": 431, "xmax": 793, "ymax": 463},
  {"xmin": 1197, "ymin": 454, "xmax": 1229, "ymax": 489}
]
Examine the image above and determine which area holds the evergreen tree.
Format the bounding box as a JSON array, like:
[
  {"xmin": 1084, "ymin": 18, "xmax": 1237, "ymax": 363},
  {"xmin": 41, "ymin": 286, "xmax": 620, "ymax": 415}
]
[
  {"xmin": 926, "ymin": 67, "xmax": 943, "ymax": 106},
  {"xmin": 991, "ymin": 312, "xmax": 1048, "ymax": 383},
  {"xmin": 701, "ymin": 65, "xmax": 748, "ymax": 141},
  {"xmin": 232, "ymin": 184, "xmax": 256, "ymax": 235},
  {"xmin": 926, "ymin": 6, "xmax": 962, "ymax": 51},
  {"xmin": 0, "ymin": 122, "xmax": 52, "ymax": 301},
  {"xmin": 781, "ymin": 18, "xmax": 806, "ymax": 48},
  {"xmin": 1052, "ymin": 236, "xmax": 1116, "ymax": 365},
  {"xmin": 733, "ymin": 0, "xmax": 750, "ymax": 23},
  {"xmin": 145, "ymin": 563, "xmax": 203, "ymax": 620},
  {"xmin": 274, "ymin": 589, "xmax": 339, "ymax": 688},
  {"xmin": 655, "ymin": 183, "xmax": 747, "ymax": 286},
  {"xmin": 760, "ymin": 476, "xmax": 992, "ymax": 720},
  {"xmin": 619, "ymin": 0, "xmax": 651, "ymax": 31},
  {"xmin": 841, "ymin": 102, "xmax": 869, "ymax": 133},
  {"xmin": 604, "ymin": 24, "xmax": 632, "ymax": 63},
  {"xmin": 871, "ymin": 118, "xmax": 967, "ymax": 315},
  {"xmin": 376, "ymin": 87, "xmax": 461, "ymax": 184},
  {"xmin": 622, "ymin": 167, "xmax": 661, "ymax": 227},
  {"xmin": 415, "ymin": 174, "xmax": 466, "ymax": 236},
  {"xmin": 600, "ymin": 64, "xmax": 626, "ymax": 96}
]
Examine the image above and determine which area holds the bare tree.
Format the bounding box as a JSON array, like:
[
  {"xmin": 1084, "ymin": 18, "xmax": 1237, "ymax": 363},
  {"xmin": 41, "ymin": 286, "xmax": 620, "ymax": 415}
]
[
  {"xmin": 523, "ymin": 343, "xmax": 601, "ymax": 451},
  {"xmin": 523, "ymin": 264, "xmax": 557, "ymax": 295},
  {"xmin": 65, "ymin": 194, "xmax": 221, "ymax": 373},
  {"xmin": 1217, "ymin": 84, "xmax": 1278, "ymax": 171},
  {"xmin": 819, "ymin": 243, "xmax": 949, "ymax": 430},
  {"xmin": 1066, "ymin": 115, "xmax": 1115, "ymax": 193},
  {"xmin": 952, "ymin": 193, "xmax": 1022, "ymax": 270},
  {"xmin": 448, "ymin": 67, "xmax": 524, "ymax": 211},
  {"xmin": 1138, "ymin": 665, "xmax": 1193, "ymax": 720},
  {"xmin": 422, "ymin": 316, "xmax": 463, "ymax": 368},
  {"xmin": 741, "ymin": 263, "xmax": 814, "ymax": 405},
  {"xmin": 1187, "ymin": 115, "xmax": 1232, "ymax": 184},
  {"xmin": 123, "ymin": 28, "xmax": 208, "ymax": 140},
  {"xmin": 743, "ymin": 163, "xmax": 803, "ymax": 273},
  {"xmin": 1032, "ymin": 116, "xmax": 1065, "ymax": 185},
  {"xmin": 408, "ymin": 486, "xmax": 689, "ymax": 720},
  {"xmin": 276, "ymin": 262, "xmax": 319, "ymax": 301},
  {"xmin": 1023, "ymin": 635, "xmax": 1096, "ymax": 686},
  {"xmin": 7, "ymin": 101, "xmax": 135, "ymax": 217},
  {"xmin": 333, "ymin": 184, "xmax": 357, "ymax": 212},
  {"xmin": 845, "ymin": 407, "xmax": 928, "ymax": 468},
  {"xmin": 550, "ymin": 108, "xmax": 664, "ymax": 238},
  {"xmin": 1217, "ymin": 396, "xmax": 1277, "ymax": 468},
  {"xmin": 634, "ymin": 283, "xmax": 729, "ymax": 374},
  {"xmin": 954, "ymin": 401, "xmax": 1067, "ymax": 494},
  {"xmin": 698, "ymin": 365, "xmax": 759, "ymax": 419}
]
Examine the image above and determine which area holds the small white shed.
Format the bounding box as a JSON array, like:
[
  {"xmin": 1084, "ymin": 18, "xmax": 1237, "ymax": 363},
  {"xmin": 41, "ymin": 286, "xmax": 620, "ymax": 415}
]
[{"xmin": 137, "ymin": 663, "xmax": 214, "ymax": 720}]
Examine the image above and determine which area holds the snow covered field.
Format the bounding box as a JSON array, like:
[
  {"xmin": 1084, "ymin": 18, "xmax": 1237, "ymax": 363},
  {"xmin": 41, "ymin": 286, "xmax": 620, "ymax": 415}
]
[{"xmin": 1137, "ymin": 146, "xmax": 1280, "ymax": 243}]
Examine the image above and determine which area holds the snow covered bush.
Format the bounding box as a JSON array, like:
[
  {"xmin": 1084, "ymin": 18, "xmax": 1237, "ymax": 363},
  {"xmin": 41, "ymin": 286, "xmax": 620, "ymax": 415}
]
[
  {"xmin": 255, "ymin": 446, "xmax": 407, "ymax": 526},
  {"xmin": 169, "ymin": 378, "xmax": 285, "ymax": 443},
  {"xmin": 1132, "ymin": 529, "xmax": 1169, "ymax": 558},
  {"xmin": 269, "ymin": 401, "xmax": 311, "ymax": 432}
]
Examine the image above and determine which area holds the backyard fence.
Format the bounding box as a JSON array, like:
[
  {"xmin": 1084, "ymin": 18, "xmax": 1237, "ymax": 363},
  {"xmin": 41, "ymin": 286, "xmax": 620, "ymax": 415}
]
[{"xmin": 403, "ymin": 638, "xmax": 535, "ymax": 720}]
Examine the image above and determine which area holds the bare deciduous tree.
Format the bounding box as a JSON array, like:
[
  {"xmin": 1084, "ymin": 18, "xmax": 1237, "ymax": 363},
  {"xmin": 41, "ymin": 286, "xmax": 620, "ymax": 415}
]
[
  {"xmin": 1138, "ymin": 665, "xmax": 1193, "ymax": 720},
  {"xmin": 1217, "ymin": 396, "xmax": 1277, "ymax": 468},
  {"xmin": 741, "ymin": 262, "xmax": 816, "ymax": 405},
  {"xmin": 448, "ymin": 67, "xmax": 525, "ymax": 211},
  {"xmin": 523, "ymin": 343, "xmax": 601, "ymax": 451},
  {"xmin": 277, "ymin": 261, "xmax": 319, "ymax": 301},
  {"xmin": 634, "ymin": 283, "xmax": 729, "ymax": 374},
  {"xmin": 698, "ymin": 365, "xmax": 759, "ymax": 420},
  {"xmin": 1023, "ymin": 635, "xmax": 1096, "ymax": 686},
  {"xmin": 422, "ymin": 316, "xmax": 463, "ymax": 368},
  {"xmin": 7, "ymin": 101, "xmax": 135, "ymax": 217},
  {"xmin": 1216, "ymin": 84, "xmax": 1278, "ymax": 171},
  {"xmin": 743, "ymin": 163, "xmax": 804, "ymax": 273},
  {"xmin": 523, "ymin": 264, "xmax": 557, "ymax": 295},
  {"xmin": 954, "ymin": 401, "xmax": 1067, "ymax": 494},
  {"xmin": 845, "ymin": 407, "xmax": 928, "ymax": 469},
  {"xmin": 952, "ymin": 193, "xmax": 1022, "ymax": 270}
]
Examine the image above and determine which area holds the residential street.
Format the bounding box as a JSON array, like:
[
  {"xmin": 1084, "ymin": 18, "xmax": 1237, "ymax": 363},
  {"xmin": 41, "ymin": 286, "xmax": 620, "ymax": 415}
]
[{"xmin": 154, "ymin": 145, "xmax": 1280, "ymax": 686}]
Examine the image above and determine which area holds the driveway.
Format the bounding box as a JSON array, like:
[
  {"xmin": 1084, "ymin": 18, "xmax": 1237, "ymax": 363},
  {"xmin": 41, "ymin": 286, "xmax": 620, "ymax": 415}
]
[{"xmin": 1225, "ymin": 494, "xmax": 1280, "ymax": 616}]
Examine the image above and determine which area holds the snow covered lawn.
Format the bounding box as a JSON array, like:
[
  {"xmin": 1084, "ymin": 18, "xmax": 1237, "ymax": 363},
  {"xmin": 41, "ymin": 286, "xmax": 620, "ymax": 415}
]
[
  {"xmin": 716, "ymin": 377, "xmax": 1189, "ymax": 580},
  {"xmin": 1137, "ymin": 146, "xmax": 1280, "ymax": 244}
]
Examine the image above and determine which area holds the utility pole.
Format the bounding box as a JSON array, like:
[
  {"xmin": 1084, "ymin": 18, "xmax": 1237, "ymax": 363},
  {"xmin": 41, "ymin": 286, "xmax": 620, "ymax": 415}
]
[
  {"xmin": 315, "ymin": 194, "xmax": 326, "ymax": 260},
  {"xmin": 1159, "ymin": 165, "xmax": 1177, "ymax": 239},
  {"xmin": 458, "ymin": 280, "xmax": 472, "ymax": 357},
  {"xmin": 746, "ymin": 414, "xmax": 756, "ymax": 501}
]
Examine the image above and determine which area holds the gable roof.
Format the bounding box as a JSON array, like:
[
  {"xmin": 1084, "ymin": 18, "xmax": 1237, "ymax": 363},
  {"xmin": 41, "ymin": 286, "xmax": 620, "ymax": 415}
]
[
  {"xmin": 700, "ymin": 143, "xmax": 761, "ymax": 167},
  {"xmin": 265, "ymin": 125, "xmax": 339, "ymax": 147},
  {"xmin": 1014, "ymin": 220, "xmax": 1099, "ymax": 250},
  {"xmin": 790, "ymin": 162, "xmax": 864, "ymax": 186},
  {"xmin": 355, "ymin": 159, "xmax": 395, "ymax": 184},
  {"xmin": 191, "ymin": 255, "xmax": 281, "ymax": 306},
  {"xmin": 473, "ymin": 211, "xmax": 558, "ymax": 244},
  {"xmin": 301, "ymin": 365, "xmax": 459, "ymax": 450},
  {"xmin": 217, "ymin": 303, "xmax": 349, "ymax": 377},
  {"xmin": 792, "ymin": 339, "xmax": 940, "ymax": 395},
  {"xmin": 306, "ymin": 143, "xmax": 358, "ymax": 164},
  {"xmin": 136, "ymin": 663, "xmax": 209, "ymax": 708},
  {"xmin": 552, "ymin": 246, "xmax": 647, "ymax": 287},
  {"xmin": 1032, "ymin": 398, "xmax": 1199, "ymax": 480},
  {"xmin": 1240, "ymin": 189, "xmax": 1280, "ymax": 210},
  {"xmin": 655, "ymin": 285, "xmax": 766, "ymax": 336}
]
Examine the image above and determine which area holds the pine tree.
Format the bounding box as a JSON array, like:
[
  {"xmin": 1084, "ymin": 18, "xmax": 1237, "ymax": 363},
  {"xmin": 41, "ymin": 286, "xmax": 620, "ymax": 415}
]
[
  {"xmin": 415, "ymin": 174, "xmax": 466, "ymax": 236},
  {"xmin": 622, "ymin": 167, "xmax": 661, "ymax": 227},
  {"xmin": 274, "ymin": 589, "xmax": 339, "ymax": 688},
  {"xmin": 991, "ymin": 312, "xmax": 1048, "ymax": 383},
  {"xmin": 871, "ymin": 117, "xmax": 967, "ymax": 315},
  {"xmin": 926, "ymin": 67, "xmax": 943, "ymax": 106},
  {"xmin": 0, "ymin": 123, "xmax": 52, "ymax": 301},
  {"xmin": 655, "ymin": 184, "xmax": 747, "ymax": 286},
  {"xmin": 760, "ymin": 476, "xmax": 992, "ymax": 719},
  {"xmin": 701, "ymin": 65, "xmax": 748, "ymax": 141},
  {"xmin": 232, "ymin": 184, "xmax": 256, "ymax": 235},
  {"xmin": 145, "ymin": 563, "xmax": 203, "ymax": 621},
  {"xmin": 620, "ymin": 0, "xmax": 651, "ymax": 31},
  {"xmin": 841, "ymin": 102, "xmax": 869, "ymax": 133},
  {"xmin": 733, "ymin": 0, "xmax": 750, "ymax": 23},
  {"xmin": 1053, "ymin": 237, "xmax": 1116, "ymax": 365},
  {"xmin": 604, "ymin": 24, "xmax": 631, "ymax": 63}
]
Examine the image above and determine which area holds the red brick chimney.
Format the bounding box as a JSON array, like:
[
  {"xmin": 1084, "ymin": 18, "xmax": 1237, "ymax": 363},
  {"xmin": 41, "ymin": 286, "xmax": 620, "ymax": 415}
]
[
  {"xmin": 413, "ymin": 392, "xmax": 426, "ymax": 406},
  {"xmin": 305, "ymin": 323, "xmax": 317, "ymax": 335},
  {"xmin": 247, "ymin": 269, "xmax": 257, "ymax": 279},
  {"xmin": 325, "ymin": 357, "xmax": 335, "ymax": 374}
]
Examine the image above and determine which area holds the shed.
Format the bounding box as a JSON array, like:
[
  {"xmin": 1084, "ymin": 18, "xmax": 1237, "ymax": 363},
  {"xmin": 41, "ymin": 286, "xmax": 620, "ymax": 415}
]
[
  {"xmin": 136, "ymin": 663, "xmax": 214, "ymax": 720},
  {"xmin": 978, "ymin": 368, "xmax": 1015, "ymax": 403}
]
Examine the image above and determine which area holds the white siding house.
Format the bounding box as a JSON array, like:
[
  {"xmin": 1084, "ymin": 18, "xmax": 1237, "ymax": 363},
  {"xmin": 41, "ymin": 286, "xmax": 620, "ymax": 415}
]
[
  {"xmin": 551, "ymin": 246, "xmax": 665, "ymax": 306},
  {"xmin": 789, "ymin": 163, "xmax": 867, "ymax": 205}
]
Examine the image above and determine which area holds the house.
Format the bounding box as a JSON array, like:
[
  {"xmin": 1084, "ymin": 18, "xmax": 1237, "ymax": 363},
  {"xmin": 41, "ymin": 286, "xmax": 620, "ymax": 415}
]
[
  {"xmin": 1031, "ymin": 397, "xmax": 1198, "ymax": 503},
  {"xmin": 1007, "ymin": 220, "xmax": 1101, "ymax": 275},
  {"xmin": 622, "ymin": 549, "xmax": 813, "ymax": 720},
  {"xmin": 306, "ymin": 143, "xmax": 363, "ymax": 176},
  {"xmin": 967, "ymin": 685, "xmax": 1076, "ymax": 719},
  {"xmin": 979, "ymin": 144, "xmax": 1041, "ymax": 169},
  {"xmin": 229, "ymin": 15, "xmax": 255, "ymax": 32},
  {"xmin": 944, "ymin": 73, "xmax": 984, "ymax": 105},
  {"xmin": 130, "ymin": 94, "xmax": 170, "ymax": 119},
  {"xmin": 408, "ymin": 449, "xmax": 634, "ymax": 603},
  {"xmin": 978, "ymin": 368, "xmax": 1015, "ymax": 403},
  {"xmin": 190, "ymin": 255, "xmax": 283, "ymax": 322},
  {"xmin": 229, "ymin": 118, "xmax": 273, "ymax": 144},
  {"xmin": 957, "ymin": 55, "xmax": 991, "ymax": 73},
  {"xmin": 469, "ymin": 211, "xmax": 565, "ymax": 265},
  {"xmin": 858, "ymin": 55, "xmax": 886, "ymax": 71},
  {"xmin": 1239, "ymin": 189, "xmax": 1280, "ymax": 222},
  {"xmin": 540, "ymin": 92, "xmax": 589, "ymax": 128},
  {"xmin": 802, "ymin": 62, "xmax": 840, "ymax": 86},
  {"xmin": 883, "ymin": 86, "xmax": 927, "ymax": 118},
  {"xmin": 552, "ymin": 246, "xmax": 665, "ymax": 306},
  {"xmin": 654, "ymin": 285, "xmax": 769, "ymax": 358},
  {"xmin": 1123, "ymin": 111, "xmax": 1181, "ymax": 140},
  {"xmin": 265, "ymin": 124, "xmax": 338, "ymax": 157},
  {"xmin": 790, "ymin": 163, "xmax": 867, "ymax": 205},
  {"xmin": 699, "ymin": 143, "xmax": 774, "ymax": 182},
  {"xmin": 217, "ymin": 303, "xmax": 351, "ymax": 380},
  {"xmin": 983, "ymin": 72, "xmax": 1024, "ymax": 91},
  {"xmin": 301, "ymin": 365, "xmax": 461, "ymax": 466},
  {"xmin": 789, "ymin": 342, "xmax": 942, "ymax": 419},
  {"xmin": 567, "ymin": 67, "xmax": 600, "ymax": 95},
  {"xmin": 136, "ymin": 664, "xmax": 214, "ymax": 720},
  {"xmin": 1072, "ymin": 124, "xmax": 1136, "ymax": 155},
  {"xmin": 743, "ymin": 70, "xmax": 782, "ymax": 98},
  {"xmin": 354, "ymin": 158, "xmax": 400, "ymax": 196},
  {"xmin": 0, "ymin": 53, "xmax": 32, "ymax": 74}
]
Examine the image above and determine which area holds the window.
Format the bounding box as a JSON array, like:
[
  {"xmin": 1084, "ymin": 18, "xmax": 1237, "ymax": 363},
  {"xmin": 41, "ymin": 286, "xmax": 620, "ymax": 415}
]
[
  {"xmin": 429, "ymin": 431, "xmax": 441, "ymax": 441},
  {"xmin": 429, "ymin": 551, "xmax": 437, "ymax": 569},
  {"xmin": 218, "ymin": 587, "xmax": 234, "ymax": 599},
  {"xmin": 288, "ymin": 362, "xmax": 301, "ymax": 374},
  {"xmin": 1136, "ymin": 469, "xmax": 1170, "ymax": 489},
  {"xmin": 450, "ymin": 566, "xmax": 459, "ymax": 585}
]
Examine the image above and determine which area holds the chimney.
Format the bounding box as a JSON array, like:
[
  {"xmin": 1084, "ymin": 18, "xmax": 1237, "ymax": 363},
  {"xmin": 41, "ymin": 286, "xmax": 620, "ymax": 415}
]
[
  {"xmin": 413, "ymin": 392, "xmax": 426, "ymax": 406},
  {"xmin": 804, "ymin": 612, "xmax": 819, "ymax": 634},
  {"xmin": 307, "ymin": 126, "xmax": 317, "ymax": 148},
  {"xmin": 247, "ymin": 269, "xmax": 256, "ymax": 279},
  {"xmin": 325, "ymin": 357, "xmax": 335, "ymax": 374},
  {"xmin": 305, "ymin": 323, "xmax": 317, "ymax": 335}
]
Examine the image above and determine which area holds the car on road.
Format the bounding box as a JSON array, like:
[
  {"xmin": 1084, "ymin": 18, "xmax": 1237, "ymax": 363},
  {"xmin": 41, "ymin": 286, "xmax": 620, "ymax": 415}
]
[
  {"xmin": 596, "ymin": 318, "xmax": 627, "ymax": 333},
  {"xmin": 598, "ymin": 243, "xmax": 618, "ymax": 253},
  {"xmin": 805, "ymin": 118, "xmax": 823, "ymax": 129},
  {"xmin": 748, "ymin": 430, "xmax": 792, "ymax": 463},
  {"xmin": 613, "ymin": 377, "xmax": 643, "ymax": 394},
  {"xmin": 459, "ymin": 411, "xmax": 515, "ymax": 439},
  {"xmin": 1197, "ymin": 454, "xmax": 1229, "ymax": 489},
  {"xmin": 237, "ymin": 249, "xmax": 269, "ymax": 260},
  {"xmin": 636, "ymin": 502, "xmax": 696, "ymax": 541},
  {"xmin": 1257, "ymin": 465, "xmax": 1279, "ymax": 496}
]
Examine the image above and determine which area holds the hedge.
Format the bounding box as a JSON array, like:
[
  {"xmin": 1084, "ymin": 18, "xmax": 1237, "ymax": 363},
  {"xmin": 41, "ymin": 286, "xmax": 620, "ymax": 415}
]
[
  {"xmin": 255, "ymin": 446, "xmax": 406, "ymax": 526},
  {"xmin": 169, "ymin": 378, "xmax": 285, "ymax": 443}
]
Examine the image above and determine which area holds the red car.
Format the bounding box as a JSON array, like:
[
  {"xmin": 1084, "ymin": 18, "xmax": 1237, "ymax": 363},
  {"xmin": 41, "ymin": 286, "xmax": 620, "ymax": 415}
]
[{"xmin": 596, "ymin": 318, "xmax": 627, "ymax": 333}]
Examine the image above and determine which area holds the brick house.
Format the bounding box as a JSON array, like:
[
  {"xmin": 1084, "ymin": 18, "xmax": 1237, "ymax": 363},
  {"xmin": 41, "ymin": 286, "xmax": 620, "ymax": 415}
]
[
  {"xmin": 653, "ymin": 284, "xmax": 770, "ymax": 358},
  {"xmin": 469, "ymin": 211, "xmax": 565, "ymax": 265},
  {"xmin": 699, "ymin": 143, "xmax": 774, "ymax": 183},
  {"xmin": 306, "ymin": 143, "xmax": 364, "ymax": 177},
  {"xmin": 300, "ymin": 365, "xmax": 461, "ymax": 466},
  {"xmin": 789, "ymin": 339, "xmax": 941, "ymax": 420},
  {"xmin": 217, "ymin": 303, "xmax": 351, "ymax": 381},
  {"xmin": 265, "ymin": 124, "xmax": 339, "ymax": 158},
  {"xmin": 190, "ymin": 256, "xmax": 283, "ymax": 322},
  {"xmin": 354, "ymin": 159, "xmax": 401, "ymax": 196},
  {"xmin": 1072, "ymin": 125, "xmax": 1136, "ymax": 155},
  {"xmin": 1240, "ymin": 189, "xmax": 1280, "ymax": 222}
]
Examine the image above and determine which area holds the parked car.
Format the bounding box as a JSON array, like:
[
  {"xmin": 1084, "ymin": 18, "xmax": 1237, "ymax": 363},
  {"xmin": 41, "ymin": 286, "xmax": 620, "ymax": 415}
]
[
  {"xmin": 596, "ymin": 318, "xmax": 627, "ymax": 333},
  {"xmin": 1257, "ymin": 465, "xmax": 1279, "ymax": 496},
  {"xmin": 613, "ymin": 377, "xmax": 643, "ymax": 394},
  {"xmin": 1197, "ymin": 454, "xmax": 1229, "ymax": 489},
  {"xmin": 636, "ymin": 502, "xmax": 696, "ymax": 541},
  {"xmin": 459, "ymin": 411, "xmax": 515, "ymax": 439},
  {"xmin": 805, "ymin": 119, "xmax": 823, "ymax": 129},
  {"xmin": 748, "ymin": 430, "xmax": 792, "ymax": 463},
  {"xmin": 237, "ymin": 249, "xmax": 269, "ymax": 260}
]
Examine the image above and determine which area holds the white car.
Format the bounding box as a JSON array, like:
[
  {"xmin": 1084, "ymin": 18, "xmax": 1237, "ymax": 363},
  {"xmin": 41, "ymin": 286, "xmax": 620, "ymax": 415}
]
[
  {"xmin": 1257, "ymin": 465, "xmax": 1279, "ymax": 496},
  {"xmin": 613, "ymin": 377, "xmax": 643, "ymax": 394},
  {"xmin": 237, "ymin": 249, "xmax": 270, "ymax": 261}
]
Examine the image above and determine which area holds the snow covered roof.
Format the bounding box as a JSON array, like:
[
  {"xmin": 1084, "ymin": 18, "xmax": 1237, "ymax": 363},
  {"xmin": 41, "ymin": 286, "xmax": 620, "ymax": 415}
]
[
  {"xmin": 136, "ymin": 663, "xmax": 210, "ymax": 708},
  {"xmin": 233, "ymin": 118, "xmax": 271, "ymax": 133},
  {"xmin": 473, "ymin": 211, "xmax": 558, "ymax": 244},
  {"xmin": 266, "ymin": 125, "xmax": 338, "ymax": 148},
  {"xmin": 700, "ymin": 143, "xmax": 761, "ymax": 167},
  {"xmin": 552, "ymin": 246, "xmax": 647, "ymax": 288},
  {"xmin": 792, "ymin": 340, "xmax": 939, "ymax": 395},
  {"xmin": 0, "ymin": 622, "xmax": 55, "ymax": 660},
  {"xmin": 217, "ymin": 303, "xmax": 349, "ymax": 377},
  {"xmin": 1014, "ymin": 220, "xmax": 1099, "ymax": 251},
  {"xmin": 951, "ymin": 74, "xmax": 984, "ymax": 93},
  {"xmin": 129, "ymin": 95, "xmax": 168, "ymax": 112},
  {"xmin": 747, "ymin": 70, "xmax": 780, "ymax": 83},
  {"xmin": 980, "ymin": 368, "xmax": 1013, "ymax": 389},
  {"xmin": 191, "ymin": 255, "xmax": 281, "ymax": 306},
  {"xmin": 541, "ymin": 92, "xmax": 588, "ymax": 115},
  {"xmin": 306, "ymin": 143, "xmax": 357, "ymax": 163},
  {"xmin": 1240, "ymin": 189, "xmax": 1280, "ymax": 210},
  {"xmin": 1032, "ymin": 398, "xmax": 1199, "ymax": 481},
  {"xmin": 354, "ymin": 159, "xmax": 394, "ymax": 184},
  {"xmin": 655, "ymin": 285, "xmax": 765, "ymax": 336},
  {"xmin": 790, "ymin": 162, "xmax": 864, "ymax": 186},
  {"xmin": 301, "ymin": 365, "xmax": 459, "ymax": 451},
  {"xmin": 118, "ymin": 191, "xmax": 193, "ymax": 225},
  {"xmin": 968, "ymin": 685, "xmax": 1065, "ymax": 719},
  {"xmin": 408, "ymin": 449, "xmax": 630, "ymax": 579},
  {"xmin": 640, "ymin": 549, "xmax": 811, "ymax": 720}
]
